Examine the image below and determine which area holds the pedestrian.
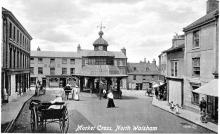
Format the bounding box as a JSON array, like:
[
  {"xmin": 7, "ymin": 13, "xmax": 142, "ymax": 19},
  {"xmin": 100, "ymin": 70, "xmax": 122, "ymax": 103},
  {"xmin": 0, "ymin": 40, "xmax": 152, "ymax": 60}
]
[
  {"xmin": 200, "ymin": 109, "xmax": 207, "ymax": 123},
  {"xmin": 103, "ymin": 89, "xmax": 107, "ymax": 99},
  {"xmin": 35, "ymin": 80, "xmax": 40, "ymax": 96},
  {"xmin": 200, "ymin": 97, "xmax": 207, "ymax": 112},
  {"xmin": 170, "ymin": 101, "xmax": 175, "ymax": 111},
  {"xmin": 74, "ymin": 84, "xmax": 79, "ymax": 101},
  {"xmin": 107, "ymin": 89, "xmax": 115, "ymax": 108},
  {"xmin": 175, "ymin": 104, "xmax": 180, "ymax": 114},
  {"xmin": 155, "ymin": 88, "xmax": 158, "ymax": 99},
  {"xmin": 64, "ymin": 83, "xmax": 72, "ymax": 100}
]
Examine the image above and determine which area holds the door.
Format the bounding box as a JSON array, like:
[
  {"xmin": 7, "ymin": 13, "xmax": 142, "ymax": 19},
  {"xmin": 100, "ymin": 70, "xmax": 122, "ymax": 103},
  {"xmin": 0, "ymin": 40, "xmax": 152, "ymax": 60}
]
[{"xmin": 42, "ymin": 78, "xmax": 46, "ymax": 87}]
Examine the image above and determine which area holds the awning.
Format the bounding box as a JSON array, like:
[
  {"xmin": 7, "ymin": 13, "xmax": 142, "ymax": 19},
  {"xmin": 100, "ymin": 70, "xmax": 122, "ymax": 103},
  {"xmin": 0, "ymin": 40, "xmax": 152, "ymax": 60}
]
[{"xmin": 193, "ymin": 79, "xmax": 218, "ymax": 97}]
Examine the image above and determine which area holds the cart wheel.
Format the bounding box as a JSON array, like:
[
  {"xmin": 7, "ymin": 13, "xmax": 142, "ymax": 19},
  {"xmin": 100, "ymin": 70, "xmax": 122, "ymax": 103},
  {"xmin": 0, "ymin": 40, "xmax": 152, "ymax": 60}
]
[
  {"xmin": 60, "ymin": 107, "xmax": 69, "ymax": 133},
  {"xmin": 30, "ymin": 109, "xmax": 38, "ymax": 132}
]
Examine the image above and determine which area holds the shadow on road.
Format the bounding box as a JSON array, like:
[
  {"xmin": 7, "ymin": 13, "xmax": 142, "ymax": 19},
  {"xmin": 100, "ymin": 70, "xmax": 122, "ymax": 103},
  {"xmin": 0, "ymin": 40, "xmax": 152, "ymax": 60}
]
[{"xmin": 121, "ymin": 96, "xmax": 139, "ymax": 100}]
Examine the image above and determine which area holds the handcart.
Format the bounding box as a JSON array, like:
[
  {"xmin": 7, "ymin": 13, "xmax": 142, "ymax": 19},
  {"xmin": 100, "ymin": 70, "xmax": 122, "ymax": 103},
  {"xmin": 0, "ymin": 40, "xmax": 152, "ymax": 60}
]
[{"xmin": 29, "ymin": 99, "xmax": 69, "ymax": 133}]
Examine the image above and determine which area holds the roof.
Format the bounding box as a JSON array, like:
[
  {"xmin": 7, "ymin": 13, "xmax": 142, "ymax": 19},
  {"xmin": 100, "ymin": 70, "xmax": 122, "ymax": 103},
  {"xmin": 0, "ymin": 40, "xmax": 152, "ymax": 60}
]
[
  {"xmin": 183, "ymin": 9, "xmax": 219, "ymax": 32},
  {"xmin": 74, "ymin": 65, "xmax": 127, "ymax": 77},
  {"xmin": 93, "ymin": 37, "xmax": 108, "ymax": 46},
  {"xmin": 193, "ymin": 79, "xmax": 218, "ymax": 97},
  {"xmin": 127, "ymin": 62, "xmax": 160, "ymax": 75},
  {"xmin": 163, "ymin": 44, "xmax": 184, "ymax": 53},
  {"xmin": 2, "ymin": 7, "xmax": 32, "ymax": 40},
  {"xmin": 31, "ymin": 51, "xmax": 80, "ymax": 58},
  {"xmin": 79, "ymin": 49, "xmax": 127, "ymax": 58}
]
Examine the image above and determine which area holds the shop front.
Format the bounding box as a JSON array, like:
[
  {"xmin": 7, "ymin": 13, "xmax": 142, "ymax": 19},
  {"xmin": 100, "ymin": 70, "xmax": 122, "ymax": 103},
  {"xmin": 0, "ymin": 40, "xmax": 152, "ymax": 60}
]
[{"xmin": 193, "ymin": 79, "xmax": 218, "ymax": 124}]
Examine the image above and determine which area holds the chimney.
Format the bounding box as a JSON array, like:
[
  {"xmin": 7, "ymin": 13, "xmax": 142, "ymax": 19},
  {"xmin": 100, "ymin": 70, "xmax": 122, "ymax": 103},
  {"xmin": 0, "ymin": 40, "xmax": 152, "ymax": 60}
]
[
  {"xmin": 37, "ymin": 46, "xmax": 41, "ymax": 51},
  {"xmin": 121, "ymin": 47, "xmax": 126, "ymax": 56},
  {"xmin": 152, "ymin": 59, "xmax": 156, "ymax": 65},
  {"xmin": 207, "ymin": 0, "xmax": 219, "ymax": 14},
  {"xmin": 77, "ymin": 44, "xmax": 81, "ymax": 52}
]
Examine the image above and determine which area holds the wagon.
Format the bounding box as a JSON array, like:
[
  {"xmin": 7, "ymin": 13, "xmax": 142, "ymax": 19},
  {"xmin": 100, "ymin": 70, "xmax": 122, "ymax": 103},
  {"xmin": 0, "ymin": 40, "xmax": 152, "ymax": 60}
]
[{"xmin": 29, "ymin": 99, "xmax": 69, "ymax": 133}]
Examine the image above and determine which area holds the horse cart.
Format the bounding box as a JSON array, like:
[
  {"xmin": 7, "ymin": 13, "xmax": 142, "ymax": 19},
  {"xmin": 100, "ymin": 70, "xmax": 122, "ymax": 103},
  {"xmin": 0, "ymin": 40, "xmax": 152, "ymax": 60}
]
[{"xmin": 29, "ymin": 100, "xmax": 69, "ymax": 133}]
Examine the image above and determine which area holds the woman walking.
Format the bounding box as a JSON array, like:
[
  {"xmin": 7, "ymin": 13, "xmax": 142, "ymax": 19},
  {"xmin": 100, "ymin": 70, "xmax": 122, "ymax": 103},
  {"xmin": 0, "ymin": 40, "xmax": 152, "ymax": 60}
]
[{"xmin": 107, "ymin": 89, "xmax": 115, "ymax": 108}]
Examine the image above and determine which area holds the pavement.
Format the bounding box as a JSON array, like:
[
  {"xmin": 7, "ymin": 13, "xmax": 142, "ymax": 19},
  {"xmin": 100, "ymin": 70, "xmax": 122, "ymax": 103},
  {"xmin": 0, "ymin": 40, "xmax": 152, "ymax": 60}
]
[
  {"xmin": 1, "ymin": 88, "xmax": 217, "ymax": 133},
  {"xmin": 152, "ymin": 96, "xmax": 218, "ymax": 133},
  {"xmin": 1, "ymin": 88, "xmax": 35, "ymax": 132}
]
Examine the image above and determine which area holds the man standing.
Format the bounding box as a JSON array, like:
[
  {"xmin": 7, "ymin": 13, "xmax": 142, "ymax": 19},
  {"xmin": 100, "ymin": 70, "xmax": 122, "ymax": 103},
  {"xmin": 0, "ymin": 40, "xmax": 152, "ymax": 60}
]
[{"xmin": 200, "ymin": 97, "xmax": 207, "ymax": 112}]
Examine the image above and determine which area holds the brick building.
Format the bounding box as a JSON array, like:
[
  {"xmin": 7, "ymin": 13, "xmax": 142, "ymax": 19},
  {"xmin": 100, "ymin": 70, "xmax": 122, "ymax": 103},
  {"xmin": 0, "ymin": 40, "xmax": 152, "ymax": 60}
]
[{"xmin": 2, "ymin": 8, "xmax": 32, "ymax": 102}]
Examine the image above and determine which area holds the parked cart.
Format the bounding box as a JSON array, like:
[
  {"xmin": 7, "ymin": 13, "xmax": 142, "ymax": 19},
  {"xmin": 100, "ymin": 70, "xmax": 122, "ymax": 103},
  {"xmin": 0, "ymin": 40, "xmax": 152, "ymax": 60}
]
[{"xmin": 29, "ymin": 99, "xmax": 69, "ymax": 133}]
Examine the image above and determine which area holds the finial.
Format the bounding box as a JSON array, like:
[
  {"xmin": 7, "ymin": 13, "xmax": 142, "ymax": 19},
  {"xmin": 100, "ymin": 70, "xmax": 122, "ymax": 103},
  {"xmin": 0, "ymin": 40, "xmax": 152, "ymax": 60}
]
[{"xmin": 97, "ymin": 22, "xmax": 105, "ymax": 38}]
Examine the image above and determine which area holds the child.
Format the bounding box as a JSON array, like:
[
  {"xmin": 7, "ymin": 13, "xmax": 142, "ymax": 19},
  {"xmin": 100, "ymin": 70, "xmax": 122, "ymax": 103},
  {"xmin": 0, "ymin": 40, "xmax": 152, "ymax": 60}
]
[{"xmin": 175, "ymin": 104, "xmax": 179, "ymax": 114}]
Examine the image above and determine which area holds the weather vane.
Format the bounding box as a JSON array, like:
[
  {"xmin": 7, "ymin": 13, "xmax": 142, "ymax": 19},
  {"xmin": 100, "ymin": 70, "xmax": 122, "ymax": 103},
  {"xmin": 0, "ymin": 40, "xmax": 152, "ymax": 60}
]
[{"xmin": 97, "ymin": 22, "xmax": 106, "ymax": 31}]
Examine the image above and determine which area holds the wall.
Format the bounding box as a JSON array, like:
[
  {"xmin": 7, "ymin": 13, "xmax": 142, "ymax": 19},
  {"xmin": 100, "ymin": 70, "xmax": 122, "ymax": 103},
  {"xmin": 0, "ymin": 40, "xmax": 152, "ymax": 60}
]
[{"xmin": 184, "ymin": 21, "xmax": 217, "ymax": 111}]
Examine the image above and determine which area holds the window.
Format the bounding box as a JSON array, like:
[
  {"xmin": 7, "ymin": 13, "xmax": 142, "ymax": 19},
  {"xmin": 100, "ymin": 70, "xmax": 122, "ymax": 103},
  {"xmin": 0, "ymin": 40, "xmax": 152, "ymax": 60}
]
[
  {"xmin": 38, "ymin": 67, "xmax": 43, "ymax": 74},
  {"xmin": 193, "ymin": 30, "xmax": 199, "ymax": 48},
  {"xmin": 62, "ymin": 58, "xmax": 67, "ymax": 64},
  {"xmin": 38, "ymin": 58, "xmax": 43, "ymax": 63},
  {"xmin": 20, "ymin": 33, "xmax": 22, "ymax": 45},
  {"xmin": 134, "ymin": 67, "xmax": 136, "ymax": 71},
  {"xmin": 192, "ymin": 58, "xmax": 200, "ymax": 76},
  {"xmin": 133, "ymin": 75, "xmax": 136, "ymax": 80},
  {"xmin": 171, "ymin": 60, "xmax": 178, "ymax": 77},
  {"xmin": 62, "ymin": 68, "xmax": 67, "ymax": 74},
  {"xmin": 30, "ymin": 67, "xmax": 34, "ymax": 74},
  {"xmin": 191, "ymin": 85, "xmax": 200, "ymax": 105},
  {"xmin": 70, "ymin": 68, "xmax": 75, "ymax": 74},
  {"xmin": 70, "ymin": 59, "xmax": 75, "ymax": 64},
  {"xmin": 17, "ymin": 30, "xmax": 19, "ymax": 43},
  {"xmin": 50, "ymin": 68, "xmax": 55, "ymax": 75},
  {"xmin": 13, "ymin": 26, "xmax": 16, "ymax": 40},
  {"xmin": 9, "ymin": 22, "xmax": 12, "ymax": 38},
  {"xmin": 50, "ymin": 58, "xmax": 55, "ymax": 64}
]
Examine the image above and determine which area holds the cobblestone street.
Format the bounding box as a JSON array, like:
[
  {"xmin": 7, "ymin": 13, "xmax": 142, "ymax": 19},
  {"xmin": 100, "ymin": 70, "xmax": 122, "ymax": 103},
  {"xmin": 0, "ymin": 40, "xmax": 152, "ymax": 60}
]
[{"xmin": 11, "ymin": 89, "xmax": 213, "ymax": 133}]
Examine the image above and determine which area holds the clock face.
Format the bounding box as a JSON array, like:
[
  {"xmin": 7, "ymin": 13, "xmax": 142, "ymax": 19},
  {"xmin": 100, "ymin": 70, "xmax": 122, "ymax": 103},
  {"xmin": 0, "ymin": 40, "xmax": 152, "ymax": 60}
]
[{"xmin": 98, "ymin": 46, "xmax": 103, "ymax": 50}]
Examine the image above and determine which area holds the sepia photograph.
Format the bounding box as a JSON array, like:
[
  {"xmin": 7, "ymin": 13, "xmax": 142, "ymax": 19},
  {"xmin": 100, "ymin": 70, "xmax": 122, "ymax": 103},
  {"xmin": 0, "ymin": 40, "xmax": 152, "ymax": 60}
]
[{"xmin": 1, "ymin": 0, "xmax": 219, "ymax": 133}]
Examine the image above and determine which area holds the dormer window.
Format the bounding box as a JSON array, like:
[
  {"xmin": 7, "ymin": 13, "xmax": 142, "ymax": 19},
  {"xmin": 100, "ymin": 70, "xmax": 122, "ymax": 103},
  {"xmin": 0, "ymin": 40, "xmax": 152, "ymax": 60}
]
[{"xmin": 134, "ymin": 67, "xmax": 136, "ymax": 71}]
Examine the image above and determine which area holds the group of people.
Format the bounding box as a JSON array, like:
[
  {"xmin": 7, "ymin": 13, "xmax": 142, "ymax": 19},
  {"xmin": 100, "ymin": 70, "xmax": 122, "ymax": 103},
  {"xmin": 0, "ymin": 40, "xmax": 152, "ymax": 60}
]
[
  {"xmin": 169, "ymin": 101, "xmax": 180, "ymax": 114},
  {"xmin": 35, "ymin": 80, "xmax": 45, "ymax": 96},
  {"xmin": 63, "ymin": 83, "xmax": 79, "ymax": 101},
  {"xmin": 154, "ymin": 86, "xmax": 167, "ymax": 101}
]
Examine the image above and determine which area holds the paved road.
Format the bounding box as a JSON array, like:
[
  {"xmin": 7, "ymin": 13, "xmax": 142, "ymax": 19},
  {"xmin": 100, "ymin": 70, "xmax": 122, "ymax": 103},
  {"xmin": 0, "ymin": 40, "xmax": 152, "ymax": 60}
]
[{"xmin": 11, "ymin": 89, "xmax": 214, "ymax": 133}]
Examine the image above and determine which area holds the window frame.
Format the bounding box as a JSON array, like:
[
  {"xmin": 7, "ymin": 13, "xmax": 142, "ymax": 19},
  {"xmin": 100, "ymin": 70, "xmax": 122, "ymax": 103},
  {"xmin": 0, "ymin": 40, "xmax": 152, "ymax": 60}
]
[
  {"xmin": 193, "ymin": 30, "xmax": 200, "ymax": 48},
  {"xmin": 192, "ymin": 57, "xmax": 200, "ymax": 77},
  {"xmin": 62, "ymin": 68, "xmax": 67, "ymax": 75},
  {"xmin": 171, "ymin": 60, "xmax": 178, "ymax": 77},
  {"xmin": 70, "ymin": 59, "xmax": 75, "ymax": 64},
  {"xmin": 62, "ymin": 58, "xmax": 67, "ymax": 64},
  {"xmin": 50, "ymin": 68, "xmax": 55, "ymax": 75},
  {"xmin": 38, "ymin": 67, "xmax": 43, "ymax": 74}
]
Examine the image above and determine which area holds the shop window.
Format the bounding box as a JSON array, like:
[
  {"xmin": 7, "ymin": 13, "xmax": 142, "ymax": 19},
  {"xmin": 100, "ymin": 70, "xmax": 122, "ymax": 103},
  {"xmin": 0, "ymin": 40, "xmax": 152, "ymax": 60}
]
[
  {"xmin": 191, "ymin": 85, "xmax": 200, "ymax": 105},
  {"xmin": 192, "ymin": 57, "xmax": 200, "ymax": 77}
]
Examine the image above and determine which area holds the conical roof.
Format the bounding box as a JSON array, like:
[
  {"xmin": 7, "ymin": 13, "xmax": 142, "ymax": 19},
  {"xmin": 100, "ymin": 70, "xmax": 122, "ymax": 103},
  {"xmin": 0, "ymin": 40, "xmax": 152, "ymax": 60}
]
[{"xmin": 93, "ymin": 31, "xmax": 108, "ymax": 46}]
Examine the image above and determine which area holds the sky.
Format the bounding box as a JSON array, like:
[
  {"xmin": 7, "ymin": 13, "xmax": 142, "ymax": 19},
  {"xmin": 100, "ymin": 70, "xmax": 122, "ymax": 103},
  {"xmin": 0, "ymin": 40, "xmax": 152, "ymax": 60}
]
[{"xmin": 2, "ymin": 0, "xmax": 206, "ymax": 63}]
